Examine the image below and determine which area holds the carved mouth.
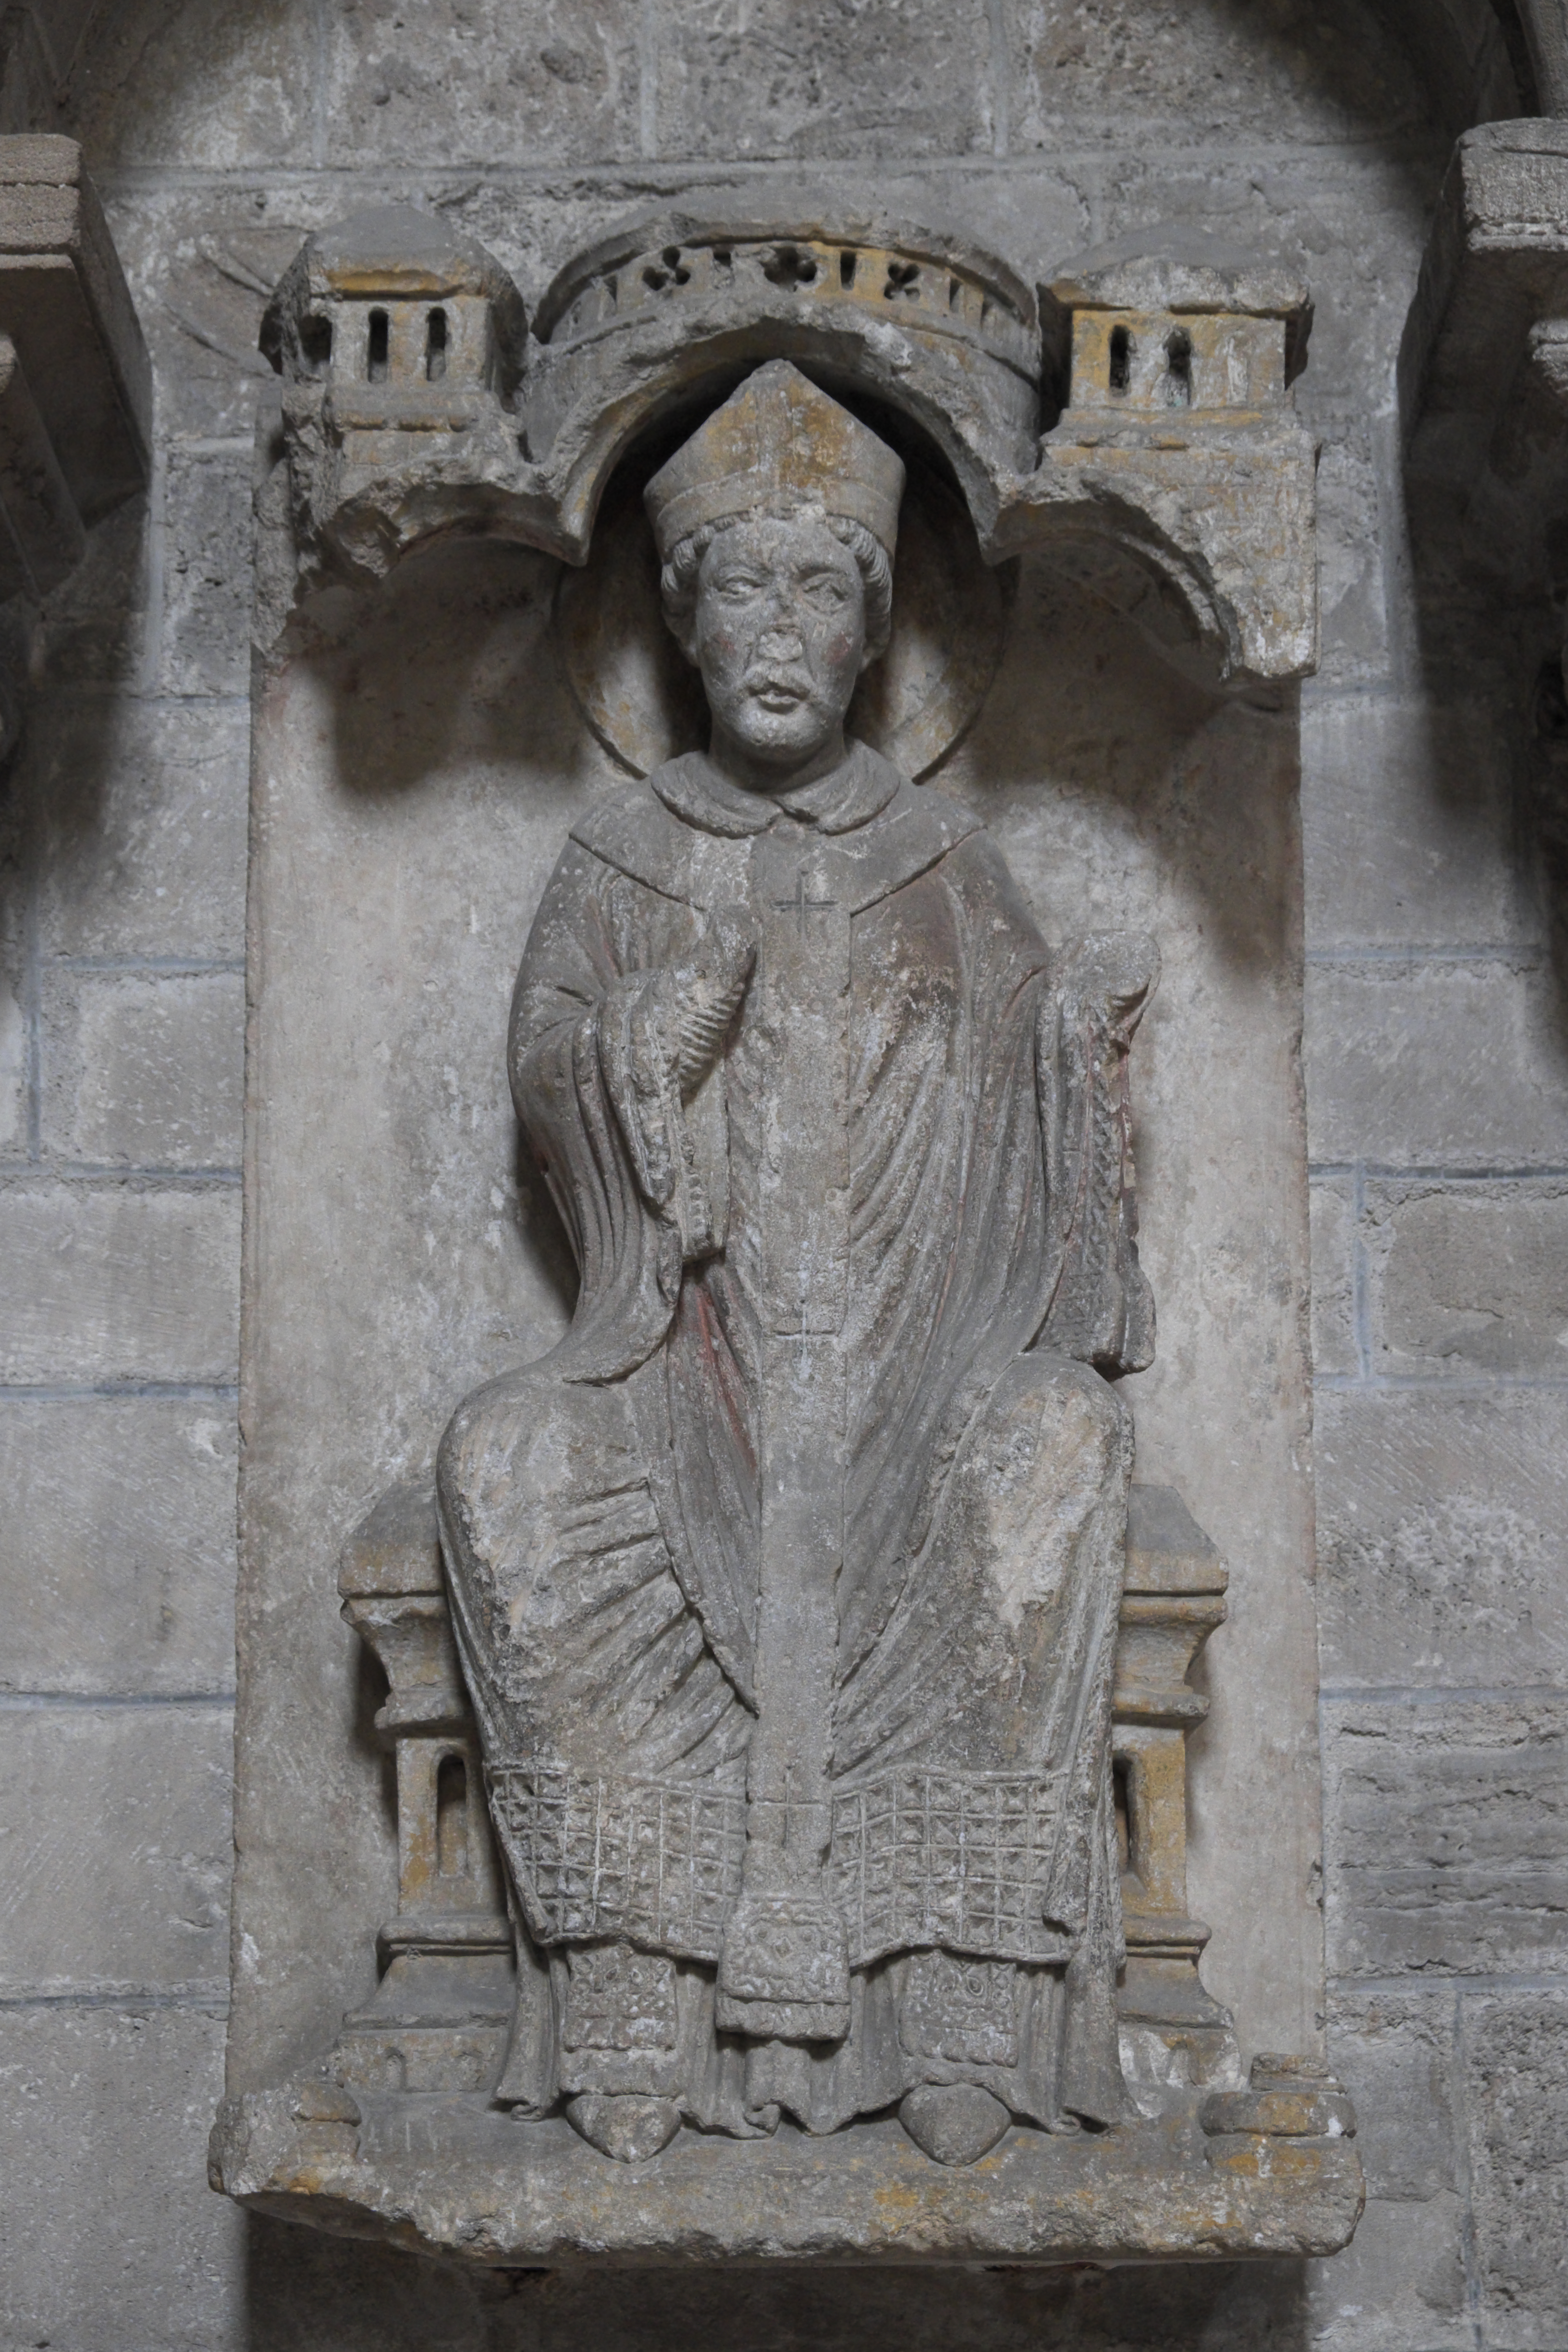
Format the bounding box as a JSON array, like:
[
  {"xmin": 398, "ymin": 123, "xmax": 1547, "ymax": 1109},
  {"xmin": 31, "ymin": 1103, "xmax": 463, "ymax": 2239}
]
[{"xmin": 747, "ymin": 676, "xmax": 809, "ymax": 711}]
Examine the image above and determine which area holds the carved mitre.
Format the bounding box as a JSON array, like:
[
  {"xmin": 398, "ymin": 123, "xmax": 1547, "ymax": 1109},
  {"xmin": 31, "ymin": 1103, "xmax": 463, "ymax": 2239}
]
[{"xmin": 643, "ymin": 360, "xmax": 905, "ymax": 564}]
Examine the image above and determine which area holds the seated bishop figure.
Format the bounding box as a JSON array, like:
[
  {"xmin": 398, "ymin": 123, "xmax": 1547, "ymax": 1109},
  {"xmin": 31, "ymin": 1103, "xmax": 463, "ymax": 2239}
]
[{"xmin": 438, "ymin": 360, "xmax": 1160, "ymax": 2168}]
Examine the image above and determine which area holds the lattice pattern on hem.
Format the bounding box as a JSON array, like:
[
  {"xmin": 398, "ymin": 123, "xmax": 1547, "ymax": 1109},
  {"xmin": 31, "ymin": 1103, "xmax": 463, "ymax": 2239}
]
[
  {"xmin": 829, "ymin": 1770, "xmax": 1067, "ymax": 1967},
  {"xmin": 486, "ymin": 1760, "xmax": 1067, "ymax": 1968},
  {"xmin": 487, "ymin": 1761, "xmax": 745, "ymax": 1962}
]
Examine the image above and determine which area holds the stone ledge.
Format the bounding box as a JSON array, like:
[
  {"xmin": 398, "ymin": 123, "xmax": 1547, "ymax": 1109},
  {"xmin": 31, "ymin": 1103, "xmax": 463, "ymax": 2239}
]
[{"xmin": 210, "ymin": 2085, "xmax": 1363, "ymax": 2267}]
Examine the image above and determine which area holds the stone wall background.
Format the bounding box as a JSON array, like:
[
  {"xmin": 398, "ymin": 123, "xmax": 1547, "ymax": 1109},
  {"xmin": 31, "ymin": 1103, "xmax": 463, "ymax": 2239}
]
[{"xmin": 0, "ymin": 0, "xmax": 1564, "ymax": 2344}]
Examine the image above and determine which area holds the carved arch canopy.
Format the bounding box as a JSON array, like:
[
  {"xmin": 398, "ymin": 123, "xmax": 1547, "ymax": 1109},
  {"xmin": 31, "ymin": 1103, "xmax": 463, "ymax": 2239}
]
[{"xmin": 262, "ymin": 203, "xmax": 1317, "ymax": 692}]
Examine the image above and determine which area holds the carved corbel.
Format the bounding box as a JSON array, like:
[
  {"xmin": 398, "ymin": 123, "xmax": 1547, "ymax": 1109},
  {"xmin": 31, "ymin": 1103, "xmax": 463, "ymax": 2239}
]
[
  {"xmin": 260, "ymin": 205, "xmax": 1318, "ymax": 692},
  {"xmin": 1401, "ymin": 121, "xmax": 1568, "ymax": 597},
  {"xmin": 0, "ymin": 134, "xmax": 150, "ymax": 753},
  {"xmin": 1400, "ymin": 119, "xmax": 1568, "ymax": 968}
]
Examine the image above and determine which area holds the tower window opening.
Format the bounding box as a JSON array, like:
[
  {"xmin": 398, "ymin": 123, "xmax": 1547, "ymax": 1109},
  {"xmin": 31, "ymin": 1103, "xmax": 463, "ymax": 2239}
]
[
  {"xmin": 299, "ymin": 314, "xmax": 332, "ymax": 377},
  {"xmin": 367, "ymin": 308, "xmax": 389, "ymax": 382},
  {"xmin": 1113, "ymin": 1757, "xmax": 1135, "ymax": 1878},
  {"xmin": 425, "ymin": 308, "xmax": 447, "ymax": 381},
  {"xmin": 436, "ymin": 1753, "xmax": 469, "ymax": 1877},
  {"xmin": 1108, "ymin": 324, "xmax": 1132, "ymax": 394}
]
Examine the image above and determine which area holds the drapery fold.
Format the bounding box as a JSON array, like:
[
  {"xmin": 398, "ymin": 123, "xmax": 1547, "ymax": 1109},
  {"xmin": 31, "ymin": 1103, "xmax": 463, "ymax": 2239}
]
[{"xmin": 440, "ymin": 747, "xmax": 1156, "ymax": 2133}]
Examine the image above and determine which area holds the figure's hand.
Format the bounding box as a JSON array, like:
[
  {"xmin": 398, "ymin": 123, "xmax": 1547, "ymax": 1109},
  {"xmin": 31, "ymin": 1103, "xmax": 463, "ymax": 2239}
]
[{"xmin": 670, "ymin": 904, "xmax": 755, "ymax": 1095}]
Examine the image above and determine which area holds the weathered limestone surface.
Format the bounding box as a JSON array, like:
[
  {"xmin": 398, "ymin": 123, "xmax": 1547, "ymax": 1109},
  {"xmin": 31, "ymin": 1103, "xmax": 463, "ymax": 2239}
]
[
  {"xmin": 1463, "ymin": 1990, "xmax": 1568, "ymax": 2346},
  {"xmin": 1302, "ymin": 693, "xmax": 1537, "ymax": 949},
  {"xmin": 1304, "ymin": 956, "xmax": 1568, "ymax": 1164},
  {"xmin": 40, "ymin": 964, "xmax": 244, "ymax": 1167},
  {"xmin": 1324, "ymin": 1694, "xmax": 1568, "ymax": 1978},
  {"xmin": 214, "ymin": 2086, "xmax": 1362, "ymax": 2266},
  {"xmin": 33, "ymin": 695, "xmax": 250, "ymax": 956},
  {"xmin": 0, "ymin": 2004, "xmax": 242, "ymax": 2352},
  {"xmin": 1371, "ymin": 1179, "xmax": 1568, "ymax": 1372},
  {"xmin": 0, "ymin": 0, "xmax": 1564, "ymax": 2341},
  {"xmin": 0, "ymin": 1396, "xmax": 236, "ymax": 1692},
  {"xmin": 1316, "ymin": 1387, "xmax": 1568, "ymax": 1687},
  {"xmin": 0, "ymin": 1180, "xmax": 239, "ymax": 1383},
  {"xmin": 0, "ymin": 1698, "xmax": 233, "ymax": 1999},
  {"xmin": 160, "ymin": 443, "xmax": 254, "ymax": 696}
]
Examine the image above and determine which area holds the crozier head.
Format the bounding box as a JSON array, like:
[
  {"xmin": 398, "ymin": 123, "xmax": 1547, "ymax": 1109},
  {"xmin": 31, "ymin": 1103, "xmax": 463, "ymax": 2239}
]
[{"xmin": 645, "ymin": 362, "xmax": 904, "ymax": 775}]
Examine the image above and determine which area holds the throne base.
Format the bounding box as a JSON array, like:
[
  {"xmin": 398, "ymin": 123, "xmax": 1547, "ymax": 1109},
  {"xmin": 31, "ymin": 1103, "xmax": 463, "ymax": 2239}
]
[{"xmin": 209, "ymin": 2069, "xmax": 1362, "ymax": 2267}]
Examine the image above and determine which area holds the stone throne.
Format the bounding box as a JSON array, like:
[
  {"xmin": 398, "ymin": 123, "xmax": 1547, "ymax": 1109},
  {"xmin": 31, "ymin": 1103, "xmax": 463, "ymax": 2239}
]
[
  {"xmin": 211, "ymin": 199, "xmax": 1361, "ymax": 2266},
  {"xmin": 328, "ymin": 1475, "xmax": 1239, "ymax": 2106}
]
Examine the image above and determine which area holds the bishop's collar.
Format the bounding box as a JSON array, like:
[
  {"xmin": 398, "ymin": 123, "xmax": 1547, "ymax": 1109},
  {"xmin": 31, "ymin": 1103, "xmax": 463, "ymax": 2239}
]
[{"xmin": 650, "ymin": 742, "xmax": 902, "ymax": 838}]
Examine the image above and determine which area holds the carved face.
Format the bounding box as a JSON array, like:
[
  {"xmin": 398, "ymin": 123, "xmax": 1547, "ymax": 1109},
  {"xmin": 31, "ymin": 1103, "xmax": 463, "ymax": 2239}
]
[{"xmin": 690, "ymin": 515, "xmax": 868, "ymax": 774}]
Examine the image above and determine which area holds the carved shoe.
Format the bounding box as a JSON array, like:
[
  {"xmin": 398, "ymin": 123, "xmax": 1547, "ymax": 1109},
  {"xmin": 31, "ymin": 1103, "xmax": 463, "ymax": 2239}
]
[
  {"xmin": 565, "ymin": 2093, "xmax": 682, "ymax": 2163},
  {"xmin": 899, "ymin": 2084, "xmax": 1011, "ymax": 2166}
]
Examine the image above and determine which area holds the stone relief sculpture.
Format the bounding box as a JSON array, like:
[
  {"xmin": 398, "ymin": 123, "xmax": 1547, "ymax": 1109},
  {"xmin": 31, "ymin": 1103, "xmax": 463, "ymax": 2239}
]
[
  {"xmin": 437, "ymin": 361, "xmax": 1160, "ymax": 2168},
  {"xmin": 214, "ymin": 206, "xmax": 1364, "ymax": 2264}
]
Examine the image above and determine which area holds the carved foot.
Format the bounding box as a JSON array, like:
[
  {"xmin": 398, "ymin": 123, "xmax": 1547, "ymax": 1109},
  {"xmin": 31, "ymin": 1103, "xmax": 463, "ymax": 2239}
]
[
  {"xmin": 899, "ymin": 2084, "xmax": 1010, "ymax": 2167},
  {"xmin": 565, "ymin": 2093, "xmax": 682, "ymax": 2163}
]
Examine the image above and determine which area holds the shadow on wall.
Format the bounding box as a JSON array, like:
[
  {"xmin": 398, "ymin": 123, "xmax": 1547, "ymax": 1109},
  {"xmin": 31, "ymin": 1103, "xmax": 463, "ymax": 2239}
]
[
  {"xmin": 0, "ymin": 486, "xmax": 155, "ymax": 1157},
  {"xmin": 283, "ymin": 530, "xmax": 600, "ymax": 1332},
  {"xmin": 967, "ymin": 557, "xmax": 1297, "ymax": 992},
  {"xmin": 1399, "ymin": 404, "xmax": 1568, "ymax": 1044},
  {"xmin": 245, "ymin": 2214, "xmax": 1312, "ymax": 2352}
]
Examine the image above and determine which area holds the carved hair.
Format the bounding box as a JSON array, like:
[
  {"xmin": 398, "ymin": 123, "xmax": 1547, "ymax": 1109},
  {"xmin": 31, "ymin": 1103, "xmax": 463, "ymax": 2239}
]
[{"xmin": 658, "ymin": 514, "xmax": 894, "ymax": 664}]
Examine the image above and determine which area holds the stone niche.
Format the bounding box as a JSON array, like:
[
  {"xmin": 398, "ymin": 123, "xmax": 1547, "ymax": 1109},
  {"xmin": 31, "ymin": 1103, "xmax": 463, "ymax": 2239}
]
[{"xmin": 211, "ymin": 201, "xmax": 1360, "ymax": 2266}]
